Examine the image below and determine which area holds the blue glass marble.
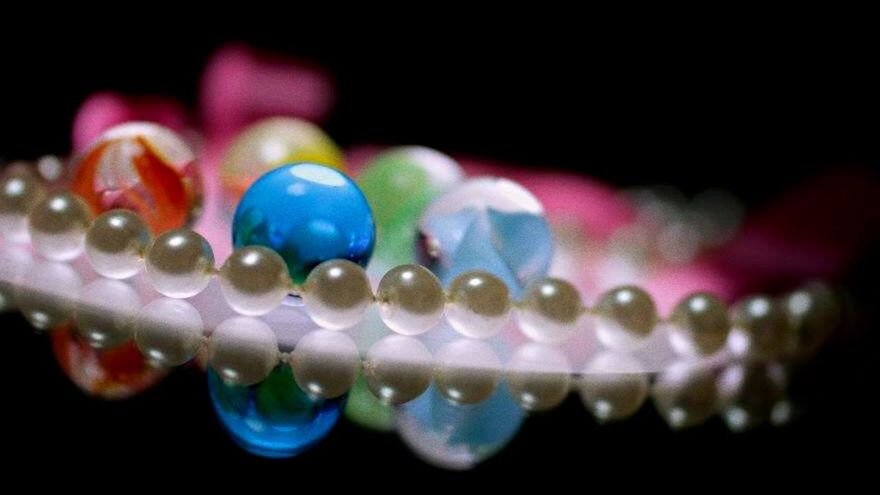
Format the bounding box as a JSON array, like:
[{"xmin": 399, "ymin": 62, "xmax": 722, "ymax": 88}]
[
  {"xmin": 396, "ymin": 383, "xmax": 525, "ymax": 470},
  {"xmin": 417, "ymin": 177, "xmax": 553, "ymax": 298},
  {"xmin": 208, "ymin": 365, "xmax": 345, "ymax": 458},
  {"xmin": 233, "ymin": 163, "xmax": 375, "ymax": 283}
]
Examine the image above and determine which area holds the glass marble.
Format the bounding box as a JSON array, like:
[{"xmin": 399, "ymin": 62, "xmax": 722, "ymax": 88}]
[
  {"xmin": 208, "ymin": 364, "xmax": 345, "ymax": 458},
  {"xmin": 221, "ymin": 117, "xmax": 344, "ymax": 210},
  {"xmin": 233, "ymin": 163, "xmax": 375, "ymax": 284},
  {"xmin": 418, "ymin": 177, "xmax": 553, "ymax": 298},
  {"xmin": 357, "ymin": 146, "xmax": 462, "ymax": 266},
  {"xmin": 72, "ymin": 122, "xmax": 202, "ymax": 234}
]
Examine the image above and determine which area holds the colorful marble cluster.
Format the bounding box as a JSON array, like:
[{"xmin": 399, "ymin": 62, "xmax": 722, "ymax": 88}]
[
  {"xmin": 232, "ymin": 163, "xmax": 375, "ymax": 283},
  {"xmin": 72, "ymin": 122, "xmax": 202, "ymax": 233},
  {"xmin": 357, "ymin": 146, "xmax": 462, "ymax": 267},
  {"xmin": 208, "ymin": 365, "xmax": 345, "ymax": 458}
]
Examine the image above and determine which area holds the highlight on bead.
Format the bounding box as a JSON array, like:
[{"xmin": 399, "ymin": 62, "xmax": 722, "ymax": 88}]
[
  {"xmin": 302, "ymin": 259, "xmax": 374, "ymax": 330},
  {"xmin": 445, "ymin": 270, "xmax": 512, "ymax": 339},
  {"xmin": 218, "ymin": 245, "xmax": 292, "ymax": 316},
  {"xmin": 85, "ymin": 209, "xmax": 152, "ymax": 279},
  {"xmin": 145, "ymin": 228, "xmax": 215, "ymax": 298},
  {"xmin": 28, "ymin": 192, "xmax": 93, "ymax": 261}
]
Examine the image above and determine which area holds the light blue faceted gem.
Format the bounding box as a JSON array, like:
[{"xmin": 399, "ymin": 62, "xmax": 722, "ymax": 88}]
[
  {"xmin": 396, "ymin": 383, "xmax": 525, "ymax": 470},
  {"xmin": 232, "ymin": 163, "xmax": 375, "ymax": 284},
  {"xmin": 208, "ymin": 365, "xmax": 345, "ymax": 458},
  {"xmin": 417, "ymin": 177, "xmax": 553, "ymax": 298}
]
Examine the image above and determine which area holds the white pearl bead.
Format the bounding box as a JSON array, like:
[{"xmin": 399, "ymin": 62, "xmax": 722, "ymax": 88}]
[
  {"xmin": 302, "ymin": 259, "xmax": 373, "ymax": 329},
  {"xmin": 14, "ymin": 260, "xmax": 81, "ymax": 330},
  {"xmin": 134, "ymin": 298, "xmax": 205, "ymax": 367},
  {"xmin": 434, "ymin": 339, "xmax": 501, "ymax": 405},
  {"xmin": 0, "ymin": 171, "xmax": 46, "ymax": 243},
  {"xmin": 145, "ymin": 229, "xmax": 215, "ymax": 298},
  {"xmin": 363, "ymin": 335, "xmax": 433, "ymax": 405},
  {"xmin": 219, "ymin": 246, "xmax": 291, "ymax": 315},
  {"xmin": 578, "ymin": 352, "xmax": 649, "ymax": 423},
  {"xmin": 75, "ymin": 279, "xmax": 141, "ymax": 349},
  {"xmin": 289, "ymin": 329, "xmax": 360, "ymax": 399},
  {"xmin": 28, "ymin": 192, "xmax": 93, "ymax": 261},
  {"xmin": 652, "ymin": 361, "xmax": 717, "ymax": 430},
  {"xmin": 505, "ymin": 343, "xmax": 572, "ymax": 412},
  {"xmin": 445, "ymin": 271, "xmax": 511, "ymax": 339},
  {"xmin": 516, "ymin": 278, "xmax": 582, "ymax": 344},
  {"xmin": 376, "ymin": 264, "xmax": 445, "ymax": 335},
  {"xmin": 729, "ymin": 295, "xmax": 791, "ymax": 360},
  {"xmin": 594, "ymin": 285, "xmax": 658, "ymax": 350},
  {"xmin": 85, "ymin": 209, "xmax": 152, "ymax": 279},
  {"xmin": 667, "ymin": 292, "xmax": 730, "ymax": 357},
  {"xmin": 208, "ymin": 316, "xmax": 279, "ymax": 386}
]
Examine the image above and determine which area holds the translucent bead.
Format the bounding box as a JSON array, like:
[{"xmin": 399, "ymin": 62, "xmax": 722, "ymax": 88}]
[
  {"xmin": 435, "ymin": 339, "xmax": 502, "ymax": 405},
  {"xmin": 364, "ymin": 335, "xmax": 433, "ymax": 405},
  {"xmin": 75, "ymin": 279, "xmax": 141, "ymax": 349},
  {"xmin": 302, "ymin": 259, "xmax": 373, "ymax": 329},
  {"xmin": 729, "ymin": 295, "xmax": 792, "ymax": 360},
  {"xmin": 28, "ymin": 192, "xmax": 93, "ymax": 261},
  {"xmin": 134, "ymin": 298, "xmax": 205, "ymax": 367},
  {"xmin": 516, "ymin": 278, "xmax": 583, "ymax": 344},
  {"xmin": 668, "ymin": 292, "xmax": 730, "ymax": 357},
  {"xmin": 289, "ymin": 330, "xmax": 360, "ymax": 399},
  {"xmin": 219, "ymin": 246, "xmax": 291, "ymax": 315},
  {"xmin": 85, "ymin": 209, "xmax": 152, "ymax": 279},
  {"xmin": 578, "ymin": 352, "xmax": 649, "ymax": 423},
  {"xmin": 0, "ymin": 170, "xmax": 47, "ymax": 243},
  {"xmin": 376, "ymin": 264, "xmax": 445, "ymax": 335},
  {"xmin": 594, "ymin": 285, "xmax": 658, "ymax": 350},
  {"xmin": 208, "ymin": 316, "xmax": 279, "ymax": 386},
  {"xmin": 145, "ymin": 229, "xmax": 214, "ymax": 298},
  {"xmin": 445, "ymin": 270, "xmax": 511, "ymax": 339},
  {"xmin": 505, "ymin": 343, "xmax": 572, "ymax": 412}
]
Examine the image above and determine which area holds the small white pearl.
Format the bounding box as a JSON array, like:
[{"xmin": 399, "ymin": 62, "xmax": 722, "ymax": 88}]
[
  {"xmin": 219, "ymin": 246, "xmax": 291, "ymax": 315},
  {"xmin": 134, "ymin": 298, "xmax": 205, "ymax": 367},
  {"xmin": 434, "ymin": 339, "xmax": 501, "ymax": 405},
  {"xmin": 15, "ymin": 260, "xmax": 81, "ymax": 330},
  {"xmin": 516, "ymin": 278, "xmax": 582, "ymax": 344},
  {"xmin": 376, "ymin": 264, "xmax": 445, "ymax": 335},
  {"xmin": 208, "ymin": 316, "xmax": 279, "ymax": 386},
  {"xmin": 75, "ymin": 279, "xmax": 141, "ymax": 349},
  {"xmin": 578, "ymin": 352, "xmax": 649, "ymax": 423},
  {"xmin": 289, "ymin": 329, "xmax": 360, "ymax": 399},
  {"xmin": 506, "ymin": 343, "xmax": 572, "ymax": 412},
  {"xmin": 145, "ymin": 229, "xmax": 214, "ymax": 298},
  {"xmin": 85, "ymin": 210, "xmax": 152, "ymax": 279},
  {"xmin": 363, "ymin": 335, "xmax": 433, "ymax": 405},
  {"xmin": 302, "ymin": 259, "xmax": 373, "ymax": 329},
  {"xmin": 445, "ymin": 271, "xmax": 511, "ymax": 339},
  {"xmin": 28, "ymin": 192, "xmax": 93, "ymax": 261},
  {"xmin": 0, "ymin": 171, "xmax": 47, "ymax": 243}
]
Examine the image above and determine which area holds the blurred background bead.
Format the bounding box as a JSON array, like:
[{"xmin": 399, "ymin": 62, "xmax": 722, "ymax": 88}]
[
  {"xmin": 377, "ymin": 264, "xmax": 445, "ymax": 335},
  {"xmin": 578, "ymin": 352, "xmax": 649, "ymax": 423},
  {"xmin": 219, "ymin": 246, "xmax": 290, "ymax": 315},
  {"xmin": 717, "ymin": 362, "xmax": 786, "ymax": 432},
  {"xmin": 208, "ymin": 316, "xmax": 279, "ymax": 386},
  {"xmin": 75, "ymin": 279, "xmax": 141, "ymax": 349},
  {"xmin": 594, "ymin": 285, "xmax": 658, "ymax": 350},
  {"xmin": 667, "ymin": 292, "xmax": 730, "ymax": 357},
  {"xmin": 445, "ymin": 270, "xmax": 511, "ymax": 338},
  {"xmin": 364, "ymin": 335, "xmax": 433, "ymax": 405},
  {"xmin": 784, "ymin": 282, "xmax": 841, "ymax": 357},
  {"xmin": 28, "ymin": 192, "xmax": 93, "ymax": 261},
  {"xmin": 0, "ymin": 170, "xmax": 47, "ymax": 243},
  {"xmin": 435, "ymin": 339, "xmax": 502, "ymax": 405},
  {"xmin": 289, "ymin": 329, "xmax": 360, "ymax": 399},
  {"xmin": 417, "ymin": 177, "xmax": 553, "ymax": 298},
  {"xmin": 134, "ymin": 298, "xmax": 204, "ymax": 367},
  {"xmin": 85, "ymin": 209, "xmax": 152, "ymax": 279},
  {"xmin": 506, "ymin": 343, "xmax": 572, "ymax": 412},
  {"xmin": 652, "ymin": 361, "xmax": 718, "ymax": 429},
  {"xmin": 145, "ymin": 229, "xmax": 215, "ymax": 298},
  {"xmin": 516, "ymin": 278, "xmax": 582, "ymax": 344},
  {"xmin": 232, "ymin": 163, "xmax": 374, "ymax": 284},
  {"xmin": 15, "ymin": 261, "xmax": 82, "ymax": 330},
  {"xmin": 729, "ymin": 295, "xmax": 792, "ymax": 360},
  {"xmin": 302, "ymin": 259, "xmax": 373, "ymax": 329},
  {"xmin": 72, "ymin": 122, "xmax": 202, "ymax": 233}
]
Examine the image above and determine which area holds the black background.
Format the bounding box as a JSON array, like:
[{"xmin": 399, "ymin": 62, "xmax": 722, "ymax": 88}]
[{"xmin": 2, "ymin": 22, "xmax": 878, "ymax": 488}]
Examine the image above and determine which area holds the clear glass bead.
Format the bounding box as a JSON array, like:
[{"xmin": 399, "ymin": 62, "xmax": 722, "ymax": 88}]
[
  {"xmin": 364, "ymin": 335, "xmax": 433, "ymax": 405},
  {"xmin": 85, "ymin": 209, "xmax": 152, "ymax": 279},
  {"xmin": 594, "ymin": 285, "xmax": 658, "ymax": 350},
  {"xmin": 207, "ymin": 316, "xmax": 279, "ymax": 386},
  {"xmin": 134, "ymin": 298, "xmax": 205, "ymax": 367},
  {"xmin": 302, "ymin": 259, "xmax": 373, "ymax": 330},
  {"xmin": 516, "ymin": 278, "xmax": 582, "ymax": 344},
  {"xmin": 145, "ymin": 229, "xmax": 214, "ymax": 298},
  {"xmin": 0, "ymin": 170, "xmax": 47, "ymax": 243},
  {"xmin": 667, "ymin": 292, "xmax": 730, "ymax": 357},
  {"xmin": 377, "ymin": 264, "xmax": 445, "ymax": 335},
  {"xmin": 28, "ymin": 192, "xmax": 93, "ymax": 261},
  {"xmin": 445, "ymin": 270, "xmax": 511, "ymax": 338},
  {"xmin": 219, "ymin": 246, "xmax": 291, "ymax": 315},
  {"xmin": 75, "ymin": 279, "xmax": 141, "ymax": 349},
  {"xmin": 289, "ymin": 329, "xmax": 360, "ymax": 399}
]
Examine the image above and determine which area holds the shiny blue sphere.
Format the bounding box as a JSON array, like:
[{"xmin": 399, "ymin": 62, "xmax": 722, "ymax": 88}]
[{"xmin": 232, "ymin": 163, "xmax": 375, "ymax": 283}]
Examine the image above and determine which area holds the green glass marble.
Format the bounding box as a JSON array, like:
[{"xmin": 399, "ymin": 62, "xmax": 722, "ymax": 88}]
[{"xmin": 343, "ymin": 374, "xmax": 395, "ymax": 432}]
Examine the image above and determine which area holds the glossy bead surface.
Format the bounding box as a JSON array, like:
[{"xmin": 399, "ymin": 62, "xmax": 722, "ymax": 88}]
[
  {"xmin": 358, "ymin": 146, "xmax": 462, "ymax": 265},
  {"xmin": 219, "ymin": 246, "xmax": 291, "ymax": 315},
  {"xmin": 594, "ymin": 285, "xmax": 658, "ymax": 350},
  {"xmin": 233, "ymin": 163, "xmax": 375, "ymax": 284},
  {"xmin": 578, "ymin": 353, "xmax": 649, "ymax": 422},
  {"xmin": 145, "ymin": 229, "xmax": 214, "ymax": 298},
  {"xmin": 516, "ymin": 278, "xmax": 583, "ymax": 344},
  {"xmin": 208, "ymin": 317, "xmax": 279, "ymax": 386},
  {"xmin": 377, "ymin": 264, "xmax": 445, "ymax": 335},
  {"xmin": 302, "ymin": 259, "xmax": 373, "ymax": 329},
  {"xmin": 784, "ymin": 282, "xmax": 840, "ymax": 357},
  {"xmin": 668, "ymin": 292, "xmax": 730, "ymax": 356},
  {"xmin": 418, "ymin": 177, "xmax": 553, "ymax": 297},
  {"xmin": 730, "ymin": 295, "xmax": 792, "ymax": 360},
  {"xmin": 0, "ymin": 170, "xmax": 47, "ymax": 243},
  {"xmin": 506, "ymin": 344, "xmax": 572, "ymax": 412},
  {"xmin": 364, "ymin": 335, "xmax": 433, "ymax": 405},
  {"xmin": 72, "ymin": 122, "xmax": 201, "ymax": 233},
  {"xmin": 445, "ymin": 270, "xmax": 511, "ymax": 338},
  {"xmin": 289, "ymin": 330, "xmax": 360, "ymax": 399},
  {"xmin": 85, "ymin": 209, "xmax": 152, "ymax": 279},
  {"xmin": 435, "ymin": 340, "xmax": 501, "ymax": 405},
  {"xmin": 75, "ymin": 279, "xmax": 141, "ymax": 349},
  {"xmin": 134, "ymin": 298, "xmax": 205, "ymax": 367},
  {"xmin": 652, "ymin": 362, "xmax": 718, "ymax": 429},
  {"xmin": 15, "ymin": 261, "xmax": 82, "ymax": 330},
  {"xmin": 28, "ymin": 192, "xmax": 93, "ymax": 261}
]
